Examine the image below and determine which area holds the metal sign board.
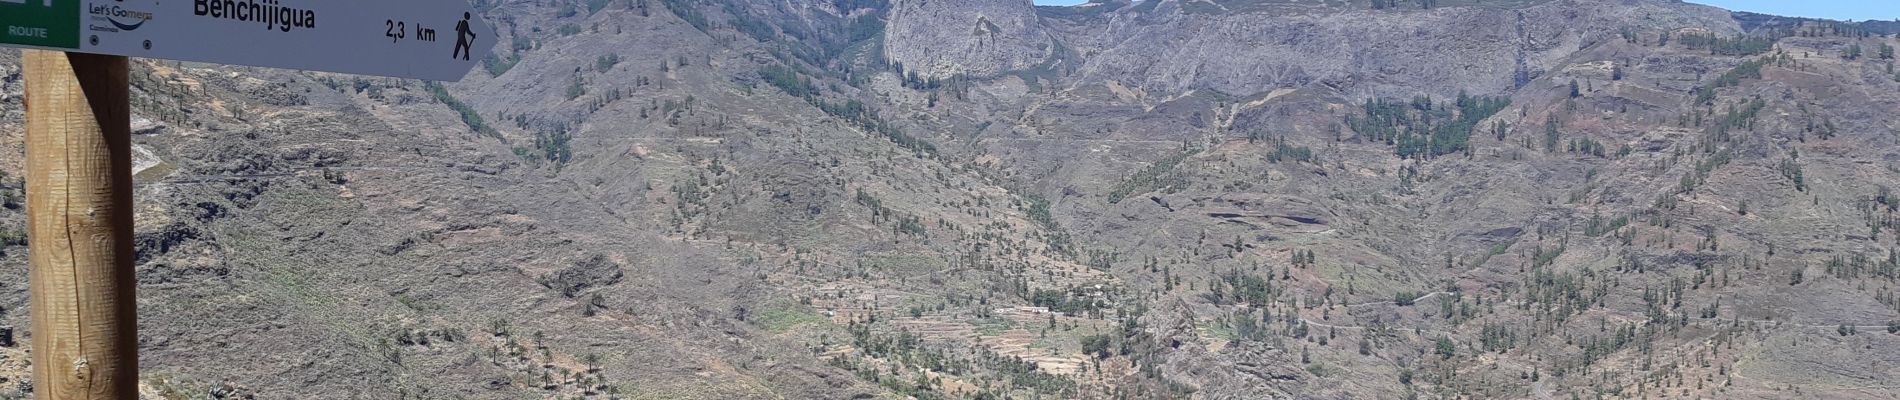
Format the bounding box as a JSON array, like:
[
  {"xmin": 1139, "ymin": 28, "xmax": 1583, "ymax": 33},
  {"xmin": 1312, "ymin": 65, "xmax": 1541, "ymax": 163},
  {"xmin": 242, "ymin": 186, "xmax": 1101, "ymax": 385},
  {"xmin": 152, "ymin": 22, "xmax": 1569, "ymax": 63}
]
[{"xmin": 1, "ymin": 0, "xmax": 496, "ymax": 81}]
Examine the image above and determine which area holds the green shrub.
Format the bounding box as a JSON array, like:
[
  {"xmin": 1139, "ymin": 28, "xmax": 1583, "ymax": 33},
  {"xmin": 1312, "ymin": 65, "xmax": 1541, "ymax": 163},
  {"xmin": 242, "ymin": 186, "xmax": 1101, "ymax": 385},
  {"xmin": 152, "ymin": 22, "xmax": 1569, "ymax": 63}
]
[{"xmin": 424, "ymin": 82, "xmax": 501, "ymax": 140}]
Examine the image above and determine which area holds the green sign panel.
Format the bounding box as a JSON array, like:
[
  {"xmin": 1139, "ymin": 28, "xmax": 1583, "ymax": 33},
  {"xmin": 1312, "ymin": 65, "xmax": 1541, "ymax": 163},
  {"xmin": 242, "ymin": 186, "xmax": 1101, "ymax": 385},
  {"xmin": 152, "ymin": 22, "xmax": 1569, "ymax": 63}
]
[{"xmin": 0, "ymin": 0, "xmax": 80, "ymax": 49}]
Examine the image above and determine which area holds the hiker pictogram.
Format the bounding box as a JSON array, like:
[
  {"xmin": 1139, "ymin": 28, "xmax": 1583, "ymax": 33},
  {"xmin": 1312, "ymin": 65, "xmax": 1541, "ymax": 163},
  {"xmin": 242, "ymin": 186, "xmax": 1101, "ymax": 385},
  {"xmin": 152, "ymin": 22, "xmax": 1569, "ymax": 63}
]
[{"xmin": 453, "ymin": 12, "xmax": 475, "ymax": 60}]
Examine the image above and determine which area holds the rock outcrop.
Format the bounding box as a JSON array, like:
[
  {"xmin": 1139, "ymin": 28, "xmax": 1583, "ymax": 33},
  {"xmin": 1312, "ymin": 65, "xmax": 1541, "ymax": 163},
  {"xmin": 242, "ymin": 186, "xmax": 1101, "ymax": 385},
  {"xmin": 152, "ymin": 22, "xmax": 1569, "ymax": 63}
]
[{"xmin": 885, "ymin": 0, "xmax": 1057, "ymax": 79}]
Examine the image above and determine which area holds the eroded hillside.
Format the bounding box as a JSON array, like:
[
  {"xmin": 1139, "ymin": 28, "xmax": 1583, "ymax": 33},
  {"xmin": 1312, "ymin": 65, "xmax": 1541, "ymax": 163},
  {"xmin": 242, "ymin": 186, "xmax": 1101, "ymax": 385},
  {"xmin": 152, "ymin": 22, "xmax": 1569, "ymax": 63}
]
[{"xmin": 2, "ymin": 0, "xmax": 1900, "ymax": 399}]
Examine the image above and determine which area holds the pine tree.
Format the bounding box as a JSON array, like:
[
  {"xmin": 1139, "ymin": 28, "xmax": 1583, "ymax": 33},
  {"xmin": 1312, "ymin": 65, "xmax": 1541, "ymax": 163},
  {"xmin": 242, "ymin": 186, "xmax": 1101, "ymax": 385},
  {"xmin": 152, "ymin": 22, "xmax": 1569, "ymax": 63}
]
[{"xmin": 1544, "ymin": 119, "xmax": 1562, "ymax": 152}]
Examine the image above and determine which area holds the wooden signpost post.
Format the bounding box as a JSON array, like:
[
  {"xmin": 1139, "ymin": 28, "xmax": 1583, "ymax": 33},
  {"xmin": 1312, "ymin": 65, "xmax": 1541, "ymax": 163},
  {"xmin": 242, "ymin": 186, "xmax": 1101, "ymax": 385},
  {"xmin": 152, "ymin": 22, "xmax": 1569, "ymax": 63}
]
[
  {"xmin": 22, "ymin": 49, "xmax": 135, "ymax": 400},
  {"xmin": 3, "ymin": 0, "xmax": 494, "ymax": 397}
]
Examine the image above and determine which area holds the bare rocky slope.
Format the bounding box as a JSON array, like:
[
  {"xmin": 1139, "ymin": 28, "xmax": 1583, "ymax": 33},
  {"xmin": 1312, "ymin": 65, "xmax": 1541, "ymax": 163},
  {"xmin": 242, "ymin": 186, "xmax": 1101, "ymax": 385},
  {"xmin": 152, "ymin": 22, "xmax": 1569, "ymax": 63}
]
[{"xmin": 3, "ymin": 0, "xmax": 1900, "ymax": 399}]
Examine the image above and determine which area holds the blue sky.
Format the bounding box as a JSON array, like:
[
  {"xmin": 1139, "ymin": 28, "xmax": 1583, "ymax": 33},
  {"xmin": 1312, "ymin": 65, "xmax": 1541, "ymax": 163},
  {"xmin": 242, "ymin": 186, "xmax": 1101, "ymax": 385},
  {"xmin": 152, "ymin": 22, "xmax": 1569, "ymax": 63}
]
[
  {"xmin": 1028, "ymin": 0, "xmax": 1900, "ymax": 21},
  {"xmin": 1691, "ymin": 1, "xmax": 1900, "ymax": 21}
]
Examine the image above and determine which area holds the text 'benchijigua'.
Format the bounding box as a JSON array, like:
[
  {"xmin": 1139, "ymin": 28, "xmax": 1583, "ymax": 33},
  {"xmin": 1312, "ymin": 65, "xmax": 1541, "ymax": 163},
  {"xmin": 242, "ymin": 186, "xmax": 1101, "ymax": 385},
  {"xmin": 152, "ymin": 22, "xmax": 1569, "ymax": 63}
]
[{"xmin": 193, "ymin": 0, "xmax": 317, "ymax": 33}]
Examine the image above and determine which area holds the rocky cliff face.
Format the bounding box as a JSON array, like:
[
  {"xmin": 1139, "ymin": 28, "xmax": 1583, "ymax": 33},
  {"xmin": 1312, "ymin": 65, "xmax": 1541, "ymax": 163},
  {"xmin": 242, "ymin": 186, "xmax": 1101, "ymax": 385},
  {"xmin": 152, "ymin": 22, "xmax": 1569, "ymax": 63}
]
[
  {"xmin": 888, "ymin": 0, "xmax": 1737, "ymax": 98},
  {"xmin": 884, "ymin": 0, "xmax": 1057, "ymax": 79}
]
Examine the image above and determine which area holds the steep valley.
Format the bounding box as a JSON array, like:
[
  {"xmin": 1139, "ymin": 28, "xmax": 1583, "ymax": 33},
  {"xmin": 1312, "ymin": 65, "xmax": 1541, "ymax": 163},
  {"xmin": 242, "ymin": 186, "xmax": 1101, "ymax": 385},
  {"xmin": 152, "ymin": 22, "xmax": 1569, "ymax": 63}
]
[{"xmin": 3, "ymin": 0, "xmax": 1900, "ymax": 399}]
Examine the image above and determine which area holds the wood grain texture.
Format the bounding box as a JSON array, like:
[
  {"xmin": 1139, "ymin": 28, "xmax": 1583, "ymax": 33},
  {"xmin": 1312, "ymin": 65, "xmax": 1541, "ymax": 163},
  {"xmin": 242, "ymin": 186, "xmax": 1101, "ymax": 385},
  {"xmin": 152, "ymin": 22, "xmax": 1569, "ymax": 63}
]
[{"xmin": 23, "ymin": 50, "xmax": 137, "ymax": 400}]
